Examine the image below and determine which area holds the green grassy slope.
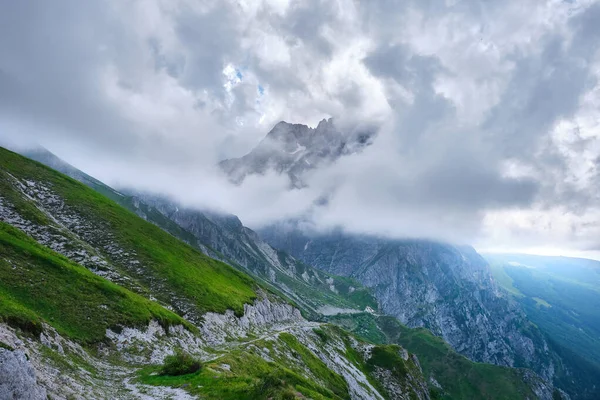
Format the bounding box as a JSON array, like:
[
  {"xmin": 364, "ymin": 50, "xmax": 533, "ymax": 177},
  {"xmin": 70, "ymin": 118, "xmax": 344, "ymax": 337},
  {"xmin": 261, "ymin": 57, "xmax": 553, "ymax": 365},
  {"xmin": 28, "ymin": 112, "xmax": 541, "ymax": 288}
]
[
  {"xmin": 0, "ymin": 147, "xmax": 258, "ymax": 316},
  {"xmin": 137, "ymin": 324, "xmax": 427, "ymax": 400},
  {"xmin": 138, "ymin": 336, "xmax": 350, "ymax": 400},
  {"xmin": 22, "ymin": 146, "xmax": 377, "ymax": 316},
  {"xmin": 0, "ymin": 146, "xmax": 430, "ymax": 400},
  {"xmin": 328, "ymin": 313, "xmax": 542, "ymax": 400},
  {"xmin": 0, "ymin": 222, "xmax": 189, "ymax": 343}
]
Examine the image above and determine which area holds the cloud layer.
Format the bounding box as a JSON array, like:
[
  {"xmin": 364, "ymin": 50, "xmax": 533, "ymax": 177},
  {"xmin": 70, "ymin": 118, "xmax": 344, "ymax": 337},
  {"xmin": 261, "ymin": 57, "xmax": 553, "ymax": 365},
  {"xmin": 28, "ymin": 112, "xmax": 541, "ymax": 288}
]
[{"xmin": 2, "ymin": 0, "xmax": 600, "ymax": 255}]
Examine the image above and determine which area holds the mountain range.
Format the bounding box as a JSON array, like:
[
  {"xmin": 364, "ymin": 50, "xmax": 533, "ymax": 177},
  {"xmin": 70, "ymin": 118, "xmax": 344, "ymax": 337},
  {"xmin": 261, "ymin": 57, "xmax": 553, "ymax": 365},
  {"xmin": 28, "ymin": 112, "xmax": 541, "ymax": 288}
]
[{"xmin": 1, "ymin": 120, "xmax": 599, "ymax": 399}]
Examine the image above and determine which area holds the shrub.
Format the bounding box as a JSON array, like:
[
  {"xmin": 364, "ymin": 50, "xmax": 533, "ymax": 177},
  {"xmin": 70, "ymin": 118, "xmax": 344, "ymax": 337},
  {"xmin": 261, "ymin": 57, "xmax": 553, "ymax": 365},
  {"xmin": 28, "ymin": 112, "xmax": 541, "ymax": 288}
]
[
  {"xmin": 159, "ymin": 350, "xmax": 201, "ymax": 376},
  {"xmin": 313, "ymin": 328, "xmax": 328, "ymax": 343}
]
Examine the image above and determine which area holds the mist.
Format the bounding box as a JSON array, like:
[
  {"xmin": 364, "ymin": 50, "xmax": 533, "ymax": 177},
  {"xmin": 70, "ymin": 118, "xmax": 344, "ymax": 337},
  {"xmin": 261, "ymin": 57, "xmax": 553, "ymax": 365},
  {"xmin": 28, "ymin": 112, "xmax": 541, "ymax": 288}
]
[{"xmin": 2, "ymin": 0, "xmax": 600, "ymax": 257}]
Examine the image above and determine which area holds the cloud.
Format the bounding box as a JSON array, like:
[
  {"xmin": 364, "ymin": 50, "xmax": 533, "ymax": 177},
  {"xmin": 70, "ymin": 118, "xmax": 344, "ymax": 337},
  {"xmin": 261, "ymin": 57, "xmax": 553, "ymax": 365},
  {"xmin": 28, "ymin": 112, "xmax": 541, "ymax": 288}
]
[{"xmin": 1, "ymin": 0, "xmax": 600, "ymax": 255}]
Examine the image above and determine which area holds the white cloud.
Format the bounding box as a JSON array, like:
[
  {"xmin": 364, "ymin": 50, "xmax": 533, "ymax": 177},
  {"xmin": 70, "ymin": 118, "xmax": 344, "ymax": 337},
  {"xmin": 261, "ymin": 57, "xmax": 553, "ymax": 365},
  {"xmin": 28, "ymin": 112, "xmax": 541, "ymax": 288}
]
[{"xmin": 1, "ymin": 0, "xmax": 600, "ymax": 254}]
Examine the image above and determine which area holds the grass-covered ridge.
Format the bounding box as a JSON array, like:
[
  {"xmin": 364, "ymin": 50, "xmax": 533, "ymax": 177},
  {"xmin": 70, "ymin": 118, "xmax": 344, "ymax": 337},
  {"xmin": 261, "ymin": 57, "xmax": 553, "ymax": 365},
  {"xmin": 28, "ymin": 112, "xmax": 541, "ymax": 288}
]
[
  {"xmin": 0, "ymin": 222, "xmax": 190, "ymax": 343},
  {"xmin": 0, "ymin": 146, "xmax": 258, "ymax": 316}
]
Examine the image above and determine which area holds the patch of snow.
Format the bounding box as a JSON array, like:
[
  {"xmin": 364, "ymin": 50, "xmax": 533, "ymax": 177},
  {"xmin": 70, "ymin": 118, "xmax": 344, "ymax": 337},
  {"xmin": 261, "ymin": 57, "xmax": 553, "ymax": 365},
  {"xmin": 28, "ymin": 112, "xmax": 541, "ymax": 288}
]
[{"xmin": 288, "ymin": 142, "xmax": 306, "ymax": 155}]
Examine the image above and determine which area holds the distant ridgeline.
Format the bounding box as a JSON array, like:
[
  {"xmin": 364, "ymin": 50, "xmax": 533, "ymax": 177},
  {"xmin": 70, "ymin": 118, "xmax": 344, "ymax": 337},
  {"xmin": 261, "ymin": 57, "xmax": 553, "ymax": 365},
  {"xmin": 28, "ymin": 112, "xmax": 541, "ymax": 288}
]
[{"xmin": 486, "ymin": 253, "xmax": 600, "ymax": 366}]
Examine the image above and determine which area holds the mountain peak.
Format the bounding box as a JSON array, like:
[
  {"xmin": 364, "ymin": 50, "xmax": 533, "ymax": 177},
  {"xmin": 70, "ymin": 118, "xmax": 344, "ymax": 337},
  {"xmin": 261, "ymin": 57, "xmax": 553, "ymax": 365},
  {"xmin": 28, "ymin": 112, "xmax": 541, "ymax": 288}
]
[
  {"xmin": 220, "ymin": 118, "xmax": 372, "ymax": 186},
  {"xmin": 316, "ymin": 117, "xmax": 334, "ymax": 130}
]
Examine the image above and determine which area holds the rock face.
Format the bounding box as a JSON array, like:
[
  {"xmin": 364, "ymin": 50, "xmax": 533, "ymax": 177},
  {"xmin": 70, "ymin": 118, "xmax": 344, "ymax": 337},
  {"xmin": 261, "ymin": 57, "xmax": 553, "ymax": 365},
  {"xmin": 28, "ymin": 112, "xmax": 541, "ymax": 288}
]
[
  {"xmin": 259, "ymin": 227, "xmax": 558, "ymax": 381},
  {"xmin": 220, "ymin": 119, "xmax": 373, "ymax": 186},
  {"xmin": 0, "ymin": 349, "xmax": 47, "ymax": 400},
  {"xmin": 130, "ymin": 195, "xmax": 290, "ymax": 276}
]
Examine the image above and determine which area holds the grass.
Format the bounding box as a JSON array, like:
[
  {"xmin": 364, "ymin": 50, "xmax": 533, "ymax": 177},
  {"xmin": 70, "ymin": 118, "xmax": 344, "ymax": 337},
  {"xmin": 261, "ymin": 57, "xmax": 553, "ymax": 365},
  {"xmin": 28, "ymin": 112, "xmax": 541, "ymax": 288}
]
[
  {"xmin": 488, "ymin": 262, "xmax": 524, "ymax": 297},
  {"xmin": 376, "ymin": 316, "xmax": 537, "ymax": 400},
  {"xmin": 138, "ymin": 343, "xmax": 349, "ymax": 400},
  {"xmin": 278, "ymin": 332, "xmax": 349, "ymax": 399},
  {"xmin": 327, "ymin": 313, "xmax": 387, "ymax": 344},
  {"xmin": 532, "ymin": 297, "xmax": 552, "ymax": 308},
  {"xmin": 0, "ymin": 222, "xmax": 191, "ymax": 343},
  {"xmin": 328, "ymin": 313, "xmax": 542, "ymax": 400},
  {"xmin": 0, "ymin": 146, "xmax": 258, "ymax": 317}
]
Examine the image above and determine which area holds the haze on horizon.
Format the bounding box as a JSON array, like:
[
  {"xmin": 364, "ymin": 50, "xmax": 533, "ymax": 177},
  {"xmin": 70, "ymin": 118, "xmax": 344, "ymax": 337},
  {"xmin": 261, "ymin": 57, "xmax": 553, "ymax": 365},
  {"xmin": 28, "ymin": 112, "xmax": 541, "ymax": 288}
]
[{"xmin": 2, "ymin": 0, "xmax": 600, "ymax": 260}]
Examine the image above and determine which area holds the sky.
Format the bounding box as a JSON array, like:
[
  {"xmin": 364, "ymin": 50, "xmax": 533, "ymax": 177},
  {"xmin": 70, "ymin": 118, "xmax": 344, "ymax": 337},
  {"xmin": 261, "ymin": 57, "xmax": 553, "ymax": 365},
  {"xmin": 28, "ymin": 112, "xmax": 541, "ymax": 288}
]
[{"xmin": 2, "ymin": 0, "xmax": 600, "ymax": 258}]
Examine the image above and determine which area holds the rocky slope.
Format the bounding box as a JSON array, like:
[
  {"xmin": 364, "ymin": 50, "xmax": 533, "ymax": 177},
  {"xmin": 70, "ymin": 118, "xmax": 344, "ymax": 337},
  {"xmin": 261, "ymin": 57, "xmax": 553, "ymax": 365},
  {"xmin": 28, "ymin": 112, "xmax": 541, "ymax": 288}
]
[
  {"xmin": 259, "ymin": 225, "xmax": 600, "ymax": 399},
  {"xmin": 128, "ymin": 194, "xmax": 379, "ymax": 317},
  {"xmin": 0, "ymin": 146, "xmax": 434, "ymax": 399}
]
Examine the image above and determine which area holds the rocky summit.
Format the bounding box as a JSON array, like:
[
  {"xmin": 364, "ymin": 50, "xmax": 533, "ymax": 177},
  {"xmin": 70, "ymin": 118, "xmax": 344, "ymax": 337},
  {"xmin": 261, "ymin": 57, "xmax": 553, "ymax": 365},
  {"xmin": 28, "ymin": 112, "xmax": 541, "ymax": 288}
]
[{"xmin": 219, "ymin": 119, "xmax": 373, "ymax": 186}]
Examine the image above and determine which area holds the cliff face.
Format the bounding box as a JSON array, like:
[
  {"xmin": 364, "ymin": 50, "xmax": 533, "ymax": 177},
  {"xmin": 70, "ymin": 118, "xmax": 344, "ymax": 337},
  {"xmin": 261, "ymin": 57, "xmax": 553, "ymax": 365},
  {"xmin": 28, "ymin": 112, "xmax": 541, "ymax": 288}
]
[{"xmin": 258, "ymin": 227, "xmax": 559, "ymax": 382}]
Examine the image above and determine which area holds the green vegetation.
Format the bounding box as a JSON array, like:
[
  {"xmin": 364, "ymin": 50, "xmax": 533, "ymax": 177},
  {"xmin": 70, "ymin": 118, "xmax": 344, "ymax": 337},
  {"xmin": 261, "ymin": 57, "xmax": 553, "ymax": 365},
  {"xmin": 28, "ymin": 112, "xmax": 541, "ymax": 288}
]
[
  {"xmin": 328, "ymin": 312, "xmax": 387, "ymax": 343},
  {"xmin": 0, "ymin": 222, "xmax": 190, "ymax": 343},
  {"xmin": 160, "ymin": 351, "xmax": 202, "ymax": 376},
  {"xmin": 488, "ymin": 262, "xmax": 524, "ymax": 297},
  {"xmin": 0, "ymin": 174, "xmax": 50, "ymax": 226},
  {"xmin": 484, "ymin": 255, "xmax": 600, "ymax": 399},
  {"xmin": 0, "ymin": 147, "xmax": 258, "ymax": 317},
  {"xmin": 333, "ymin": 276, "xmax": 379, "ymax": 310},
  {"xmin": 328, "ymin": 313, "xmax": 539, "ymax": 400},
  {"xmin": 139, "ymin": 341, "xmax": 349, "ymax": 400},
  {"xmin": 532, "ymin": 297, "xmax": 551, "ymax": 308},
  {"xmin": 278, "ymin": 332, "xmax": 349, "ymax": 399},
  {"xmin": 381, "ymin": 318, "xmax": 534, "ymax": 400},
  {"xmin": 275, "ymin": 271, "xmax": 376, "ymax": 315},
  {"xmin": 366, "ymin": 345, "xmax": 409, "ymax": 377},
  {"xmin": 503, "ymin": 265, "xmax": 600, "ymax": 366}
]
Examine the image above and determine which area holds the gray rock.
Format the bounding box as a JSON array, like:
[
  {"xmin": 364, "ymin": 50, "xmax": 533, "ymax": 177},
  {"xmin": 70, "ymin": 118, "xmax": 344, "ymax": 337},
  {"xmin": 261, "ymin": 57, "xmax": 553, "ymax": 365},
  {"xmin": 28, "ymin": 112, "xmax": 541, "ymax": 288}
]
[
  {"xmin": 0, "ymin": 349, "xmax": 47, "ymax": 400},
  {"xmin": 219, "ymin": 119, "xmax": 374, "ymax": 186}
]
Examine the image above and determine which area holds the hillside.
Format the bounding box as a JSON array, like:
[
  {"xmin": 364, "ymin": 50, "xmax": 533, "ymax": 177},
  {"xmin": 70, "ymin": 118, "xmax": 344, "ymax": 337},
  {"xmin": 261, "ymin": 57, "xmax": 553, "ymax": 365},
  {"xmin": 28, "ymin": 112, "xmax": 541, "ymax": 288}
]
[
  {"xmin": 0, "ymin": 146, "xmax": 568, "ymax": 399},
  {"xmin": 23, "ymin": 147, "xmax": 378, "ymax": 318},
  {"xmin": 328, "ymin": 313, "xmax": 560, "ymax": 400},
  {"xmin": 0, "ymin": 146, "xmax": 438, "ymax": 399}
]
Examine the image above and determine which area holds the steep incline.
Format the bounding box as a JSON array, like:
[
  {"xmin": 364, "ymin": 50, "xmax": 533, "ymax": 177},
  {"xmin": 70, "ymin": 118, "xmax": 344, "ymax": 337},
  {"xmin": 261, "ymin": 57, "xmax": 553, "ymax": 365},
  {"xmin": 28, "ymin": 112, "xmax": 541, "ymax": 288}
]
[
  {"xmin": 0, "ymin": 146, "xmax": 433, "ymax": 400},
  {"xmin": 24, "ymin": 147, "xmax": 376, "ymax": 317},
  {"xmin": 7, "ymin": 146, "xmax": 569, "ymax": 399},
  {"xmin": 127, "ymin": 194, "xmax": 378, "ymax": 316}
]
